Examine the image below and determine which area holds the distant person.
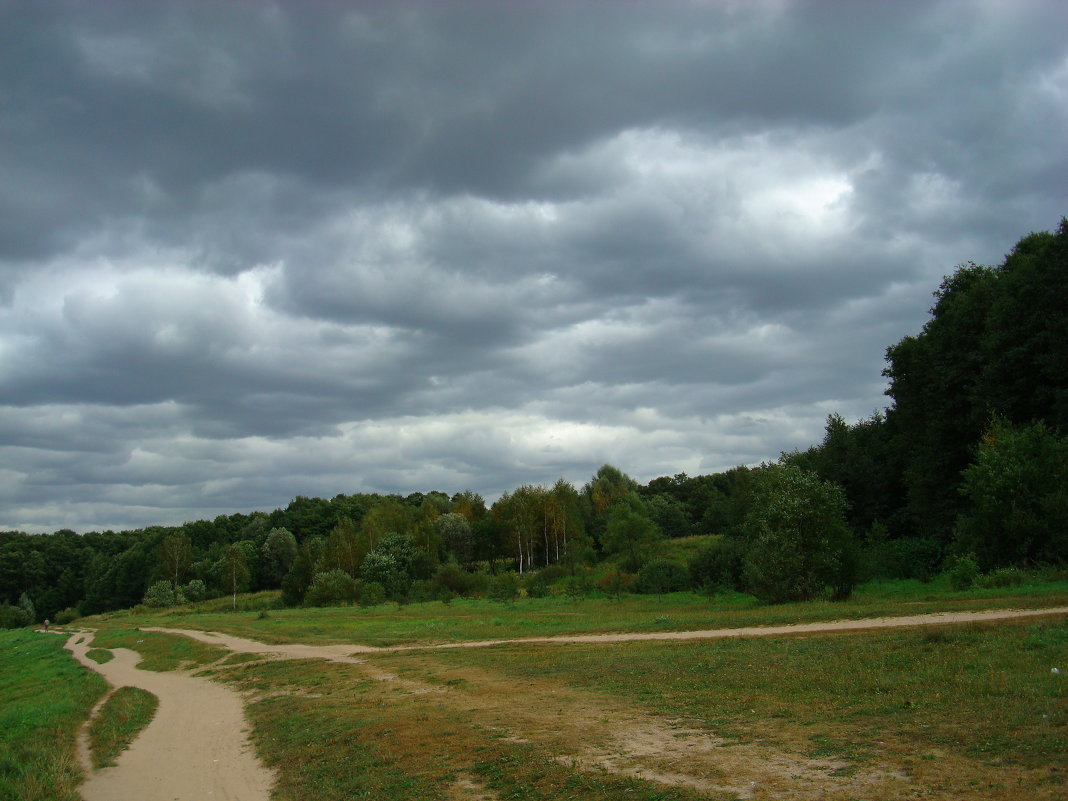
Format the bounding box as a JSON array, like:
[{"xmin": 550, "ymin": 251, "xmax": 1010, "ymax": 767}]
[{"xmin": 43, "ymin": 619, "xmax": 49, "ymax": 631}]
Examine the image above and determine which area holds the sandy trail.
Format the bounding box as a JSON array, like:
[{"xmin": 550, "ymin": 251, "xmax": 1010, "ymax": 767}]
[
  {"xmin": 65, "ymin": 632, "xmax": 275, "ymax": 801},
  {"xmin": 147, "ymin": 604, "xmax": 1068, "ymax": 657}
]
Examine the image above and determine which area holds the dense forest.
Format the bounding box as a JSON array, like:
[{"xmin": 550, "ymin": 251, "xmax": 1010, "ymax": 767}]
[{"xmin": 2, "ymin": 220, "xmax": 1066, "ymax": 624}]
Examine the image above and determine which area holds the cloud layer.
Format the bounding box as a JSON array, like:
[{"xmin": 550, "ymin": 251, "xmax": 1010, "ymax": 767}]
[{"xmin": 2, "ymin": 1, "xmax": 1066, "ymax": 532}]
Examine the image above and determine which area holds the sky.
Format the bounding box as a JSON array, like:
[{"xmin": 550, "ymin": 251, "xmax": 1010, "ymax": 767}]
[{"xmin": 2, "ymin": 1, "xmax": 1066, "ymax": 534}]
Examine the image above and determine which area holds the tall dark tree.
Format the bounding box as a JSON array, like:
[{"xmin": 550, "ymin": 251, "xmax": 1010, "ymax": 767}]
[
  {"xmin": 741, "ymin": 464, "xmax": 857, "ymax": 603},
  {"xmin": 980, "ymin": 221, "xmax": 1068, "ymax": 431},
  {"xmin": 884, "ymin": 263, "xmax": 998, "ymax": 540},
  {"xmin": 954, "ymin": 418, "xmax": 1068, "ymax": 570}
]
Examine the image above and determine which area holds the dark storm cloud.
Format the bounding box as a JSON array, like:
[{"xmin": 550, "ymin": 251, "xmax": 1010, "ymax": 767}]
[{"xmin": 1, "ymin": 0, "xmax": 1066, "ymax": 531}]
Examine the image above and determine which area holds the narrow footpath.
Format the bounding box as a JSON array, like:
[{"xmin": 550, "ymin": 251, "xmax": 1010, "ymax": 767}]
[{"xmin": 65, "ymin": 631, "xmax": 275, "ymax": 801}]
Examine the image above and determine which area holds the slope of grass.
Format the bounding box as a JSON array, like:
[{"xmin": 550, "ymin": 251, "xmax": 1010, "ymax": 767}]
[{"xmin": 0, "ymin": 630, "xmax": 105, "ymax": 801}]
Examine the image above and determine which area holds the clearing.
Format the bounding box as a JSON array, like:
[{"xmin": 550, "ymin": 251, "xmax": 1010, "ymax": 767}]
[{"xmin": 68, "ymin": 605, "xmax": 1068, "ymax": 801}]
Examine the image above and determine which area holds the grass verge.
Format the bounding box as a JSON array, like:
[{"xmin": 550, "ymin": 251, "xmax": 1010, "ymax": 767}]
[
  {"xmin": 85, "ymin": 649, "xmax": 113, "ymax": 664},
  {"xmin": 87, "ymin": 687, "xmax": 159, "ymax": 768},
  {"xmin": 0, "ymin": 630, "xmax": 105, "ymax": 801}
]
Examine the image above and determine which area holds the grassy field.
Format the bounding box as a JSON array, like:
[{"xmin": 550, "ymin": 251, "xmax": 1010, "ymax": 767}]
[
  {"xmin": 0, "ymin": 630, "xmax": 105, "ymax": 801},
  {"xmin": 6, "ymin": 578, "xmax": 1067, "ymax": 800},
  {"xmin": 83, "ymin": 575, "xmax": 1068, "ymax": 647},
  {"xmin": 195, "ymin": 609, "xmax": 1067, "ymax": 799}
]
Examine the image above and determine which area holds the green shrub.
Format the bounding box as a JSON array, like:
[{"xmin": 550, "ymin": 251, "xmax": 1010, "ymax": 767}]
[
  {"xmin": 525, "ymin": 581, "xmax": 550, "ymax": 598},
  {"xmin": 562, "ymin": 572, "xmax": 594, "ymax": 600},
  {"xmin": 687, "ymin": 537, "xmax": 748, "ymax": 591},
  {"xmin": 54, "ymin": 607, "xmax": 81, "ymax": 625},
  {"xmin": 304, "ymin": 570, "xmax": 358, "ymax": 607},
  {"xmin": 975, "ymin": 566, "xmax": 1029, "ymax": 588},
  {"xmin": 597, "ymin": 567, "xmax": 635, "ymax": 599},
  {"xmin": 489, "ymin": 572, "xmax": 520, "ymax": 603},
  {"xmin": 741, "ymin": 464, "xmax": 856, "ymax": 603},
  {"xmin": 357, "ymin": 581, "xmax": 386, "ymax": 607},
  {"xmin": 18, "ymin": 593, "xmax": 35, "ymax": 624},
  {"xmin": 946, "ymin": 554, "xmax": 980, "ymax": 591},
  {"xmin": 524, "ymin": 565, "xmax": 567, "ymax": 598},
  {"xmin": 954, "ymin": 418, "xmax": 1068, "ymax": 570},
  {"xmin": 0, "ymin": 604, "xmax": 29, "ymax": 629},
  {"xmin": 183, "ymin": 579, "xmax": 207, "ymax": 602},
  {"xmin": 431, "ymin": 562, "xmax": 482, "ymax": 598},
  {"xmin": 143, "ymin": 581, "xmax": 183, "ymax": 608},
  {"xmin": 633, "ymin": 559, "xmax": 689, "ymax": 595},
  {"xmin": 867, "ymin": 536, "xmax": 943, "ymax": 581}
]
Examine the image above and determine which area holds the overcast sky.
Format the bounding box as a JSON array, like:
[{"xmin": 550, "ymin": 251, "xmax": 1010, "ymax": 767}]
[{"xmin": 2, "ymin": 1, "xmax": 1066, "ymax": 533}]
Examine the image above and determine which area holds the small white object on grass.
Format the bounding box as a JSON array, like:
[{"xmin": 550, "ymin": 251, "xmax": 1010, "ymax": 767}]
[{"xmin": 1052, "ymin": 667, "xmax": 1060, "ymax": 674}]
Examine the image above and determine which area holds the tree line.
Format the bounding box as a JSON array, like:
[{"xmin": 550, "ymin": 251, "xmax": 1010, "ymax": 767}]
[{"xmin": 1, "ymin": 219, "xmax": 1065, "ymax": 624}]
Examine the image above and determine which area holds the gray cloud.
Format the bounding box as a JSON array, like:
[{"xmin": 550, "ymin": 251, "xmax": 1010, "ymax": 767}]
[{"xmin": 1, "ymin": 0, "xmax": 1066, "ymax": 532}]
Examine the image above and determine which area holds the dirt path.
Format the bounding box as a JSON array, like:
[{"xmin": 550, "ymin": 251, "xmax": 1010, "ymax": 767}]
[
  {"xmin": 147, "ymin": 604, "xmax": 1068, "ymax": 657},
  {"xmin": 65, "ymin": 631, "xmax": 275, "ymax": 801}
]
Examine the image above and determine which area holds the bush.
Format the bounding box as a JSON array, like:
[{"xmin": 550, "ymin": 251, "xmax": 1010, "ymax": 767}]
[
  {"xmin": 597, "ymin": 567, "xmax": 635, "ymax": 599},
  {"xmin": 633, "ymin": 559, "xmax": 689, "ymax": 595},
  {"xmin": 17, "ymin": 592, "xmax": 36, "ymax": 624},
  {"xmin": 304, "ymin": 570, "xmax": 358, "ymax": 607},
  {"xmin": 741, "ymin": 464, "xmax": 856, "ymax": 604},
  {"xmin": 946, "ymin": 554, "xmax": 980, "ymax": 591},
  {"xmin": 688, "ymin": 538, "xmax": 748, "ymax": 591},
  {"xmin": 954, "ymin": 419, "xmax": 1068, "ymax": 570},
  {"xmin": 54, "ymin": 607, "xmax": 81, "ymax": 625},
  {"xmin": 489, "ymin": 572, "xmax": 520, "ymax": 603},
  {"xmin": 357, "ymin": 581, "xmax": 386, "ymax": 607},
  {"xmin": 867, "ymin": 536, "xmax": 942, "ymax": 581},
  {"xmin": 431, "ymin": 562, "xmax": 481, "ymax": 598},
  {"xmin": 526, "ymin": 580, "xmax": 550, "ymax": 598},
  {"xmin": 183, "ymin": 579, "xmax": 207, "ymax": 602},
  {"xmin": 975, "ymin": 566, "xmax": 1029, "ymax": 588},
  {"xmin": 524, "ymin": 565, "xmax": 567, "ymax": 598},
  {"xmin": 0, "ymin": 604, "xmax": 30, "ymax": 629},
  {"xmin": 407, "ymin": 580, "xmax": 442, "ymax": 603},
  {"xmin": 562, "ymin": 572, "xmax": 593, "ymax": 600},
  {"xmin": 532, "ymin": 564, "xmax": 570, "ymax": 584},
  {"xmin": 143, "ymin": 580, "xmax": 183, "ymax": 608}
]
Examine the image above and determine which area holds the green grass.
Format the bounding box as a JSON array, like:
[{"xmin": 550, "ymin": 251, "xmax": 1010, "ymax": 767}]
[
  {"xmin": 412, "ymin": 617, "xmax": 1068, "ymax": 771},
  {"xmin": 0, "ymin": 631, "xmax": 106, "ymax": 801},
  {"xmin": 198, "ymin": 609, "xmax": 1067, "ymax": 800},
  {"xmin": 87, "ymin": 687, "xmax": 159, "ymax": 768},
  {"xmin": 88, "ymin": 629, "xmax": 227, "ymax": 671},
  {"xmin": 219, "ymin": 659, "xmax": 709, "ymax": 801},
  {"xmin": 8, "ymin": 579, "xmax": 1065, "ymax": 801},
  {"xmin": 84, "ymin": 649, "xmax": 113, "ymax": 664},
  {"xmin": 82, "ymin": 577, "xmax": 1068, "ymax": 648}
]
